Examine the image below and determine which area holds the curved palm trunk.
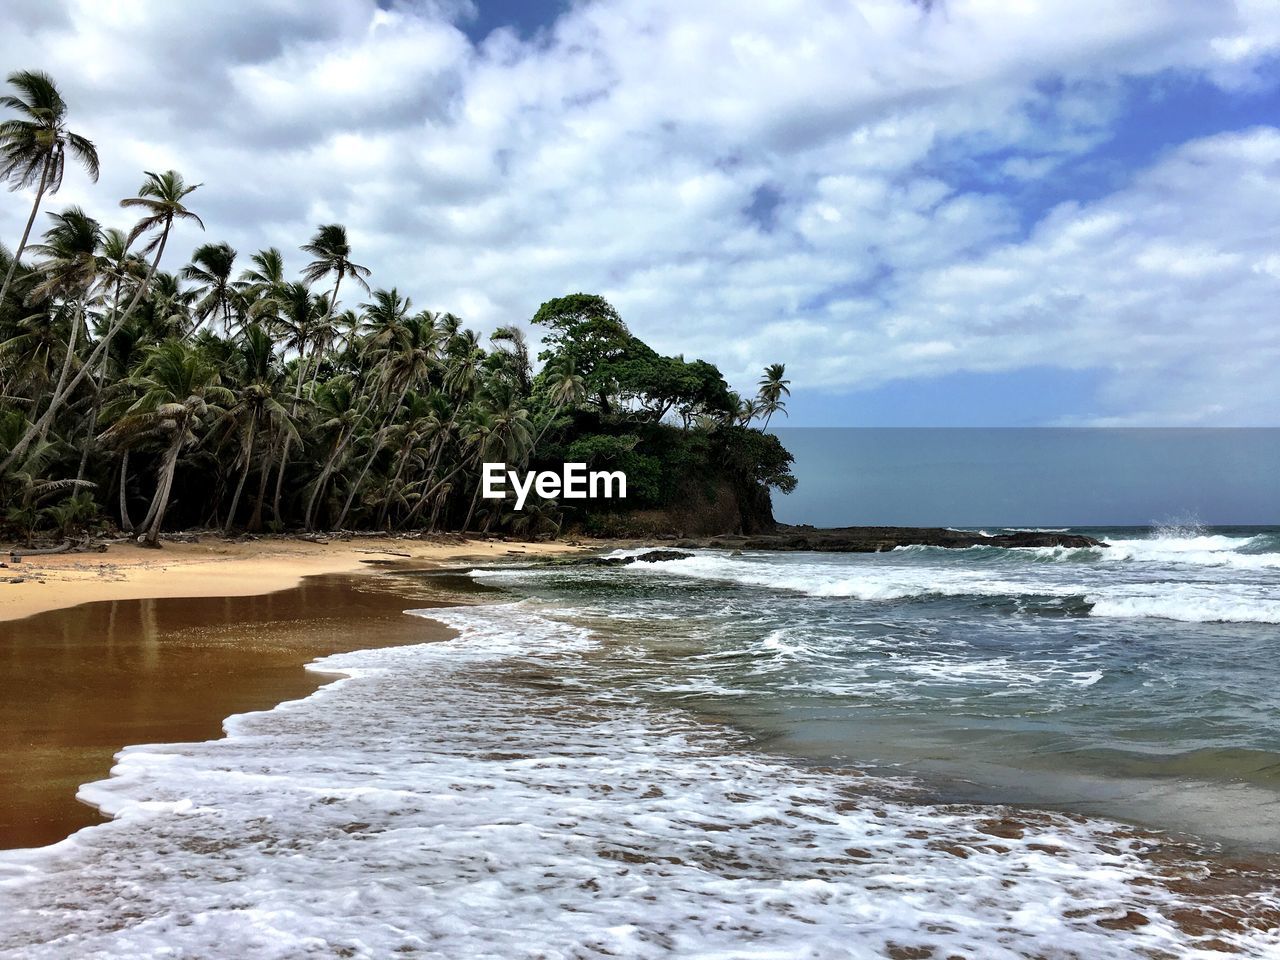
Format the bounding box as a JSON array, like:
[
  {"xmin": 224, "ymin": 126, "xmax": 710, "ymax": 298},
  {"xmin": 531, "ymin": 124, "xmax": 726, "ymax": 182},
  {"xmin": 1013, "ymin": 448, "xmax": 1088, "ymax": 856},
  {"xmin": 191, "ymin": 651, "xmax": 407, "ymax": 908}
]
[
  {"xmin": 142, "ymin": 436, "xmax": 183, "ymax": 546},
  {"xmin": 462, "ymin": 481, "xmax": 485, "ymax": 533},
  {"xmin": 248, "ymin": 446, "xmax": 273, "ymax": 532},
  {"xmin": 118, "ymin": 449, "xmax": 134, "ymax": 532},
  {"xmin": 376, "ymin": 439, "xmax": 415, "ymax": 529},
  {"xmin": 78, "ymin": 280, "xmax": 124, "ymax": 482},
  {"xmin": 223, "ymin": 419, "xmax": 257, "ymax": 534},
  {"xmin": 309, "ymin": 273, "xmax": 342, "ymax": 391},
  {"xmin": 334, "ymin": 384, "xmax": 408, "ymax": 529},
  {"xmin": 334, "ymin": 432, "xmax": 381, "ymax": 530},
  {"xmin": 0, "ymin": 155, "xmax": 51, "ymax": 306},
  {"xmin": 531, "ymin": 401, "xmax": 564, "ymax": 455},
  {"xmin": 304, "ymin": 423, "xmax": 359, "ymax": 530},
  {"xmin": 1, "ymin": 225, "xmax": 172, "ymax": 475},
  {"xmin": 406, "ymin": 462, "xmax": 465, "ymax": 530},
  {"xmin": 39, "ymin": 302, "xmax": 83, "ymax": 444},
  {"xmin": 271, "ymin": 331, "xmax": 313, "ymax": 525}
]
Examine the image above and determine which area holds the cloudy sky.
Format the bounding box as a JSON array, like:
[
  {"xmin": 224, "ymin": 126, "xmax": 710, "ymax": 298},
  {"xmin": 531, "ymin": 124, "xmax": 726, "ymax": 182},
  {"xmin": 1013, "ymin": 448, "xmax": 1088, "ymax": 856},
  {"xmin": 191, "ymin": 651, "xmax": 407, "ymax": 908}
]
[{"xmin": 4, "ymin": 0, "xmax": 1279, "ymax": 425}]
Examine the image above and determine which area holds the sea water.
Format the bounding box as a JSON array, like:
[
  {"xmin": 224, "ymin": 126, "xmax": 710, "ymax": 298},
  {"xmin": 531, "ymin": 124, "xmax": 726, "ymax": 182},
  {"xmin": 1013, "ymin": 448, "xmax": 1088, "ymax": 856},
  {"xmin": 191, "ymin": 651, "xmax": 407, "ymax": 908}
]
[{"xmin": 1, "ymin": 527, "xmax": 1278, "ymax": 957}]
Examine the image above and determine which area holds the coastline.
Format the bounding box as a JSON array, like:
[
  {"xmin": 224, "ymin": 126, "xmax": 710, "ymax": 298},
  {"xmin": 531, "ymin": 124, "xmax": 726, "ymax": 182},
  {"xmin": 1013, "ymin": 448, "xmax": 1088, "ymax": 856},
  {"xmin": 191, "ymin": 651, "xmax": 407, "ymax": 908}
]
[
  {"xmin": 0, "ymin": 536, "xmax": 586, "ymax": 850},
  {"xmin": 0, "ymin": 535, "xmax": 582, "ymax": 624}
]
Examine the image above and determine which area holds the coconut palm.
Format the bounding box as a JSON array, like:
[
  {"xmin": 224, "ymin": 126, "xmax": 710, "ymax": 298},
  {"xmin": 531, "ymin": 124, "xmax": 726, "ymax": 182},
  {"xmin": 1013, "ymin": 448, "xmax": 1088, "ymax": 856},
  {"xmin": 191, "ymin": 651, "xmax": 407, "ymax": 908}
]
[
  {"xmin": 26, "ymin": 206, "xmax": 103, "ymax": 441},
  {"xmin": 0, "ymin": 70, "xmax": 100, "ymax": 306},
  {"xmin": 302, "ymin": 375, "xmax": 366, "ymax": 530},
  {"xmin": 332, "ymin": 308, "xmax": 440, "ymax": 528},
  {"xmin": 532, "ymin": 356, "xmax": 585, "ymax": 449},
  {"xmin": 490, "ymin": 324, "xmax": 532, "ymax": 393},
  {"xmin": 269, "ymin": 281, "xmax": 323, "ymax": 520},
  {"xmin": 182, "ymin": 241, "xmax": 238, "ymax": 335},
  {"xmin": 0, "ymin": 170, "xmax": 203, "ymax": 475},
  {"xmin": 300, "ymin": 223, "xmax": 370, "ymax": 354},
  {"xmin": 219, "ymin": 324, "xmax": 297, "ymax": 533},
  {"xmin": 99, "ymin": 339, "xmax": 231, "ymax": 545},
  {"xmin": 235, "ymin": 247, "xmax": 288, "ymax": 324},
  {"xmin": 757, "ymin": 362, "xmax": 790, "ymax": 430}
]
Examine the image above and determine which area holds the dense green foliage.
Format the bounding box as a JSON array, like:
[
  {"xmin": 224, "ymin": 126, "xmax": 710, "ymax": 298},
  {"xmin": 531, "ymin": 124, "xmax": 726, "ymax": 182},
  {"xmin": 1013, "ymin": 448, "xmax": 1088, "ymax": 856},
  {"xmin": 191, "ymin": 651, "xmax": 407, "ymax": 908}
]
[{"xmin": 0, "ymin": 71, "xmax": 794, "ymax": 544}]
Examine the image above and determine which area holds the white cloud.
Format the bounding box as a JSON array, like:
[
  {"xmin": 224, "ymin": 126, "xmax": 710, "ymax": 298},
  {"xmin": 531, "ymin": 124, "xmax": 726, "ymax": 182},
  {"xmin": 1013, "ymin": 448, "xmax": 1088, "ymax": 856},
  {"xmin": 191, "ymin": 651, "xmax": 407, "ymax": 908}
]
[{"xmin": 2, "ymin": 0, "xmax": 1279, "ymax": 423}]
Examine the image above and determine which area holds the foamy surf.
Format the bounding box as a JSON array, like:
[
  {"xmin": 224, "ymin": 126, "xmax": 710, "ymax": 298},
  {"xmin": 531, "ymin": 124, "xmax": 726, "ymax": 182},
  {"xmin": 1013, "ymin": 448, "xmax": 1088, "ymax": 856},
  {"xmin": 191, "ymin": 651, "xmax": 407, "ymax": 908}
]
[
  {"xmin": 572, "ymin": 550, "xmax": 1280, "ymax": 624},
  {"xmin": 2, "ymin": 602, "xmax": 1275, "ymax": 958}
]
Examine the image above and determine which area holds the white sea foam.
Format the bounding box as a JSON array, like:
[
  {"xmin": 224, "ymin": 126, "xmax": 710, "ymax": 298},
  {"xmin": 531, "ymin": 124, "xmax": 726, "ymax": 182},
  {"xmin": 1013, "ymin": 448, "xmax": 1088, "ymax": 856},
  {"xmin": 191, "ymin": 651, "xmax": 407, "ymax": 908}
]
[
  {"xmin": 892, "ymin": 535, "xmax": 1280, "ymax": 570},
  {"xmin": 596, "ymin": 551, "xmax": 1280, "ymax": 624},
  {"xmin": 2, "ymin": 603, "xmax": 1273, "ymax": 958},
  {"xmin": 1089, "ymin": 587, "xmax": 1280, "ymax": 624},
  {"xmin": 1100, "ymin": 536, "xmax": 1280, "ymax": 570}
]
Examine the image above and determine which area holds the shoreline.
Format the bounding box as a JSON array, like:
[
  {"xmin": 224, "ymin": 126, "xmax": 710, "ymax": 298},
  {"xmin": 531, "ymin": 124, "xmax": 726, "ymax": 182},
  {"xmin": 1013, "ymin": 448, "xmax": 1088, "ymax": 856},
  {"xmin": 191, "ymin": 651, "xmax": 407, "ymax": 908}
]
[
  {"xmin": 0, "ymin": 537, "xmax": 587, "ymax": 850},
  {"xmin": 0, "ymin": 534, "xmax": 584, "ymax": 624}
]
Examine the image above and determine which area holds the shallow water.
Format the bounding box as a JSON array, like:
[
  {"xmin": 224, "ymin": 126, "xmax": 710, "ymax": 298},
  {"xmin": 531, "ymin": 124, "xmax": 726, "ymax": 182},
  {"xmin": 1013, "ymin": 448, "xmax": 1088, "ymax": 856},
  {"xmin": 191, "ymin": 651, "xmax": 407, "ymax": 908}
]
[
  {"xmin": 472, "ymin": 526, "xmax": 1280, "ymax": 851},
  {"xmin": 0, "ymin": 573, "xmax": 454, "ymax": 848}
]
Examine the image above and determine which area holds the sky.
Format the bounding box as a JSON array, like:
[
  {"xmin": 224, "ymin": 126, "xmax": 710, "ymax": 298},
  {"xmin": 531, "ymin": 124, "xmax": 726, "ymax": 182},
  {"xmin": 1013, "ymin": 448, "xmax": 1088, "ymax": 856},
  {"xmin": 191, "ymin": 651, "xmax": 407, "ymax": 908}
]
[{"xmin": 3, "ymin": 0, "xmax": 1279, "ymax": 426}]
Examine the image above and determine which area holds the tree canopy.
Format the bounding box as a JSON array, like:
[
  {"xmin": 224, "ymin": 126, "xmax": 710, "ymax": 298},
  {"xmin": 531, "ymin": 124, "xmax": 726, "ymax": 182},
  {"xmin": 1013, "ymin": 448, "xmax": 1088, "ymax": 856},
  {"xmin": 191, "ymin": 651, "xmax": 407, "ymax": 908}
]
[{"xmin": 1, "ymin": 71, "xmax": 795, "ymax": 544}]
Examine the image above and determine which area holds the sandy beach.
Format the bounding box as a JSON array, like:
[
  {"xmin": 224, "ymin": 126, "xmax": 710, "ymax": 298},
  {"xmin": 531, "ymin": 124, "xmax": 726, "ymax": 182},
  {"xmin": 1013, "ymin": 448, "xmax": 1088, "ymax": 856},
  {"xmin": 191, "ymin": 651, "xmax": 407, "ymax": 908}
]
[
  {"xmin": 0, "ymin": 535, "xmax": 581, "ymax": 624},
  {"xmin": 0, "ymin": 536, "xmax": 585, "ymax": 849}
]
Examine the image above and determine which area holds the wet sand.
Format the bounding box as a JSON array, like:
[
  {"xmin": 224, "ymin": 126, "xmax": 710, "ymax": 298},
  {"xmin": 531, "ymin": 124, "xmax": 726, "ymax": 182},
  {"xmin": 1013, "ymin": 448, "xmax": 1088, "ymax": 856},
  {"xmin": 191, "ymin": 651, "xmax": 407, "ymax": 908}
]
[{"xmin": 0, "ymin": 572, "xmax": 457, "ymax": 849}]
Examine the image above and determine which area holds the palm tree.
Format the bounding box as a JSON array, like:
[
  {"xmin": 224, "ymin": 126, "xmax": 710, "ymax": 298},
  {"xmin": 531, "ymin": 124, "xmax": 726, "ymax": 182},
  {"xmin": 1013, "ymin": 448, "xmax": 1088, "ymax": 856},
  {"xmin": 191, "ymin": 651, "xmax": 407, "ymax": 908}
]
[
  {"xmin": 182, "ymin": 241, "xmax": 238, "ymax": 335},
  {"xmin": 301, "ymin": 223, "xmax": 370, "ymax": 347},
  {"xmin": 757, "ymin": 362, "xmax": 790, "ymax": 430},
  {"xmin": 333, "ymin": 308, "xmax": 440, "ymax": 528},
  {"xmin": 532, "ymin": 357, "xmax": 585, "ymax": 449},
  {"xmin": 375, "ymin": 390, "xmax": 443, "ymax": 529},
  {"xmin": 219, "ymin": 324, "xmax": 297, "ymax": 533},
  {"xmin": 359, "ymin": 287, "xmax": 411, "ymax": 349},
  {"xmin": 490, "ymin": 324, "xmax": 532, "ymax": 393},
  {"xmin": 235, "ymin": 247, "xmax": 288, "ymax": 324},
  {"xmin": 0, "ymin": 170, "xmax": 202, "ymax": 475},
  {"xmin": 26, "ymin": 206, "xmax": 103, "ymax": 440},
  {"xmin": 270, "ymin": 281, "xmax": 320, "ymax": 522},
  {"xmin": 463, "ymin": 381, "xmax": 533, "ymax": 531},
  {"xmin": 99, "ymin": 340, "xmax": 231, "ymax": 546},
  {"xmin": 0, "ymin": 70, "xmax": 100, "ymax": 306},
  {"xmin": 303, "ymin": 375, "xmax": 365, "ymax": 530}
]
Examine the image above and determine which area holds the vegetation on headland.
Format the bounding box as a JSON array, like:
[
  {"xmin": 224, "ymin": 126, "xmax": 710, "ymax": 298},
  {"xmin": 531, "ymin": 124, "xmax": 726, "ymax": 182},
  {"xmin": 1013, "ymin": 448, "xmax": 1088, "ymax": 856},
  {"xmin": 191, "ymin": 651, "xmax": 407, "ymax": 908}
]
[{"xmin": 0, "ymin": 71, "xmax": 795, "ymax": 545}]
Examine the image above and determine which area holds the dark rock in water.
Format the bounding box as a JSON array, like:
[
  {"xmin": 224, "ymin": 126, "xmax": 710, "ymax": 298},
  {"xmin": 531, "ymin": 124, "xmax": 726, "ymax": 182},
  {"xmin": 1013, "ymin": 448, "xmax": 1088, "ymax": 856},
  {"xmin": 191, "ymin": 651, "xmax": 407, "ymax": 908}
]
[
  {"xmin": 556, "ymin": 549, "xmax": 695, "ymax": 567},
  {"xmin": 686, "ymin": 526, "xmax": 1104, "ymax": 553}
]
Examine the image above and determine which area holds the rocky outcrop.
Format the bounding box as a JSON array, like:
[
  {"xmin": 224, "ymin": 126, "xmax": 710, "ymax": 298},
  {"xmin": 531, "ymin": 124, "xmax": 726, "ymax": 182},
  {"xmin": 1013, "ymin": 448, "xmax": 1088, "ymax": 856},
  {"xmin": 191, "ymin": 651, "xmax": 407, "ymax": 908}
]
[
  {"xmin": 585, "ymin": 479, "xmax": 775, "ymax": 538},
  {"xmin": 553, "ymin": 549, "xmax": 695, "ymax": 567},
  {"xmin": 672, "ymin": 525, "xmax": 1104, "ymax": 552}
]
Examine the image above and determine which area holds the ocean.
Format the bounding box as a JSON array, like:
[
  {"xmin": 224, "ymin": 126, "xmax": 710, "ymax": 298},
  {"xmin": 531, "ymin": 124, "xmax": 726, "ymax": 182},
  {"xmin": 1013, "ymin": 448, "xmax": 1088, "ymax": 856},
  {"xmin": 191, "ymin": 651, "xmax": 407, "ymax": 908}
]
[{"xmin": 2, "ymin": 527, "xmax": 1278, "ymax": 957}]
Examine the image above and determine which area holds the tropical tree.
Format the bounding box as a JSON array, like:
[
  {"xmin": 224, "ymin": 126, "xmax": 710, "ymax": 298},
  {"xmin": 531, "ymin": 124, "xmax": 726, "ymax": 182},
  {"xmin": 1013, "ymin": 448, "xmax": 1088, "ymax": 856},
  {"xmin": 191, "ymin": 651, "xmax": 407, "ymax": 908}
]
[
  {"xmin": 182, "ymin": 241, "xmax": 238, "ymax": 335},
  {"xmin": 532, "ymin": 356, "xmax": 585, "ymax": 449},
  {"xmin": 0, "ymin": 70, "xmax": 99, "ymax": 305},
  {"xmin": 757, "ymin": 362, "xmax": 790, "ymax": 430},
  {"xmin": 301, "ymin": 223, "xmax": 370, "ymax": 340},
  {"xmin": 0, "ymin": 169, "xmax": 202, "ymax": 474},
  {"xmin": 219, "ymin": 324, "xmax": 297, "ymax": 532},
  {"xmin": 235, "ymin": 247, "xmax": 288, "ymax": 324},
  {"xmin": 26, "ymin": 206, "xmax": 103, "ymax": 442},
  {"xmin": 99, "ymin": 340, "xmax": 231, "ymax": 545},
  {"xmin": 0, "ymin": 82, "xmax": 799, "ymax": 545}
]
